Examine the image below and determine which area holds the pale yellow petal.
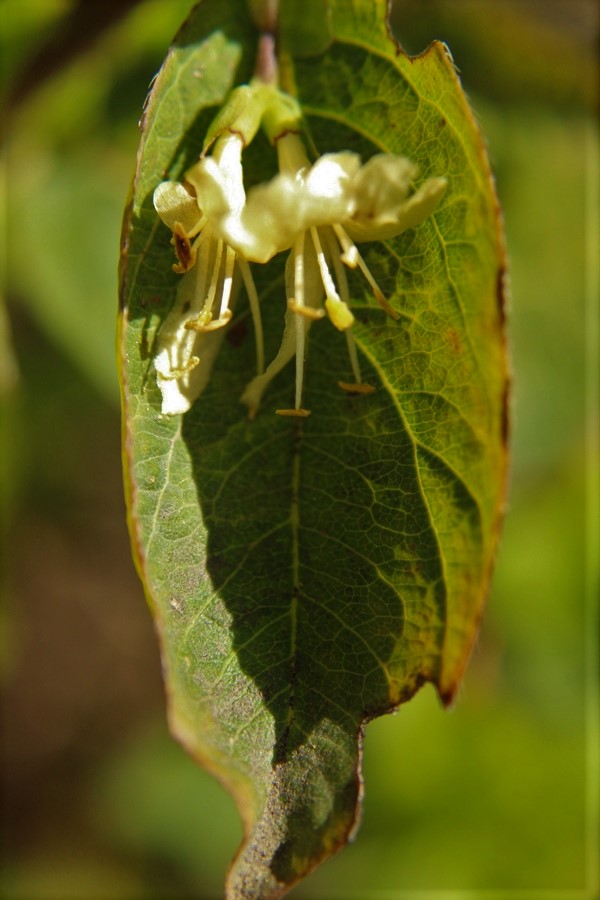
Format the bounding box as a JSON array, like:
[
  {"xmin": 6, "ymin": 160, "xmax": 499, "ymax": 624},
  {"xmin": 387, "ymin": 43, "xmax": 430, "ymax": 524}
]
[
  {"xmin": 351, "ymin": 154, "xmax": 417, "ymax": 218},
  {"xmin": 346, "ymin": 176, "xmax": 447, "ymax": 242},
  {"xmin": 305, "ymin": 152, "xmax": 360, "ymax": 204},
  {"xmin": 224, "ymin": 175, "xmax": 301, "ymax": 262},
  {"xmin": 153, "ymin": 181, "xmax": 201, "ymax": 235},
  {"xmin": 220, "ymin": 154, "xmax": 357, "ymax": 262}
]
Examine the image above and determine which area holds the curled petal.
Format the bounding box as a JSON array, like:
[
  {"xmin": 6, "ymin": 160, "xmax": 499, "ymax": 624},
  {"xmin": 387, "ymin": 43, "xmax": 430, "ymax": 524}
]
[
  {"xmin": 186, "ymin": 158, "xmax": 235, "ymax": 222},
  {"xmin": 347, "ymin": 176, "xmax": 448, "ymax": 242},
  {"xmin": 351, "ymin": 154, "xmax": 417, "ymax": 216},
  {"xmin": 154, "ymin": 347, "xmax": 199, "ymax": 416},
  {"xmin": 153, "ymin": 181, "xmax": 202, "ymax": 236}
]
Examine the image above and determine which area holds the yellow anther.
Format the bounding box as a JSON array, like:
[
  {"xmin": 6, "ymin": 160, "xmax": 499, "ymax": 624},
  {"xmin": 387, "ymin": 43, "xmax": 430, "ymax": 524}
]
[
  {"xmin": 275, "ymin": 408, "xmax": 311, "ymax": 417},
  {"xmin": 337, "ymin": 381, "xmax": 375, "ymax": 395}
]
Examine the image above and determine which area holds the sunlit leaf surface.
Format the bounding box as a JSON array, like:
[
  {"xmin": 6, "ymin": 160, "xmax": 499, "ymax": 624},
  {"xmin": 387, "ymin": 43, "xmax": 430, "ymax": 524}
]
[{"xmin": 119, "ymin": 0, "xmax": 508, "ymax": 895}]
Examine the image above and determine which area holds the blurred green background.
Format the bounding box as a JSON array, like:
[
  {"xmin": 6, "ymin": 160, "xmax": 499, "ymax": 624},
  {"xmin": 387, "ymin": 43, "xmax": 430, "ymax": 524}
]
[{"xmin": 1, "ymin": 1, "xmax": 597, "ymax": 898}]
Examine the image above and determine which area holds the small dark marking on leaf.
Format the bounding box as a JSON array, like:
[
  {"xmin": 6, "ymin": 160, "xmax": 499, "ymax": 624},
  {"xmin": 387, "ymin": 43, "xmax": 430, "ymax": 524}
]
[
  {"xmin": 445, "ymin": 327, "xmax": 462, "ymax": 354},
  {"xmin": 496, "ymin": 263, "xmax": 507, "ymax": 326}
]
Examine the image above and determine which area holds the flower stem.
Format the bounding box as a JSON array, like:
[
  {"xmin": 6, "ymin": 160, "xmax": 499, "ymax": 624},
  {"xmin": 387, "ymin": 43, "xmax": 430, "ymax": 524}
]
[
  {"xmin": 247, "ymin": 0, "xmax": 279, "ymax": 32},
  {"xmin": 254, "ymin": 32, "xmax": 278, "ymax": 85}
]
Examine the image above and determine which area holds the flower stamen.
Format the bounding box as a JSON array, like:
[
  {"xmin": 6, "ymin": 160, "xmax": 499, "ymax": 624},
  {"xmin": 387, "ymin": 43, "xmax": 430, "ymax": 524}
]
[
  {"xmin": 310, "ymin": 226, "xmax": 355, "ymax": 333},
  {"xmin": 185, "ymin": 310, "xmax": 233, "ymax": 333},
  {"xmin": 325, "ymin": 229, "xmax": 369, "ymax": 393},
  {"xmin": 323, "ymin": 228, "xmax": 366, "ymax": 387},
  {"xmin": 275, "ymin": 408, "xmax": 311, "ymax": 417},
  {"xmin": 310, "ymin": 226, "xmax": 340, "ymax": 305},
  {"xmin": 354, "ymin": 249, "xmax": 399, "ymax": 319},
  {"xmin": 183, "ymin": 234, "xmax": 225, "ymax": 331},
  {"xmin": 331, "ymin": 223, "xmax": 359, "ymax": 268},
  {"xmin": 172, "ymin": 223, "xmax": 196, "ymax": 273},
  {"xmin": 204, "ymin": 236, "xmax": 224, "ymax": 316},
  {"xmin": 153, "ymin": 80, "xmax": 447, "ymax": 418},
  {"xmin": 238, "ymin": 257, "xmax": 264, "ymax": 375},
  {"xmin": 160, "ymin": 356, "xmax": 200, "ymax": 379},
  {"xmin": 287, "ymin": 300, "xmax": 325, "ymax": 320},
  {"xmin": 220, "ymin": 244, "xmax": 236, "ymax": 320},
  {"xmin": 338, "ymin": 380, "xmax": 375, "ymax": 395},
  {"xmin": 332, "ymin": 223, "xmax": 399, "ymax": 320},
  {"xmin": 294, "ymin": 232, "xmax": 307, "ymax": 411}
]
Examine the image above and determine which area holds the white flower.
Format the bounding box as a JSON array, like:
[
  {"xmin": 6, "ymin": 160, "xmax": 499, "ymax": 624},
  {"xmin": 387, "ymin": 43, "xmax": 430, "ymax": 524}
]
[
  {"xmin": 346, "ymin": 154, "xmax": 447, "ymax": 241},
  {"xmin": 231, "ymin": 134, "xmax": 447, "ymax": 417},
  {"xmin": 152, "ymin": 79, "xmax": 447, "ymax": 420},
  {"xmin": 152, "ymin": 133, "xmax": 264, "ymax": 415},
  {"xmin": 219, "ymin": 148, "xmax": 360, "ymax": 264}
]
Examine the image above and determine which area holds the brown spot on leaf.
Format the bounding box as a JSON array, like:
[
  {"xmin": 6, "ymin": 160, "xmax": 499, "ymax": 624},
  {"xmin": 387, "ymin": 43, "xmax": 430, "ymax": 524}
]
[
  {"xmin": 496, "ymin": 263, "xmax": 507, "ymax": 326},
  {"xmin": 445, "ymin": 327, "xmax": 462, "ymax": 354}
]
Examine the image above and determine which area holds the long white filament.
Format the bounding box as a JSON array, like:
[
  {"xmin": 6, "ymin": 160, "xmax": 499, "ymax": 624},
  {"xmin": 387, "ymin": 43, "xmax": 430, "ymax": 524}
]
[
  {"xmin": 219, "ymin": 244, "xmax": 236, "ymax": 320},
  {"xmin": 294, "ymin": 232, "xmax": 306, "ymax": 410},
  {"xmin": 176, "ymin": 230, "xmax": 210, "ymax": 363},
  {"xmin": 238, "ymin": 257, "xmax": 265, "ymax": 376},
  {"xmin": 191, "ymin": 231, "xmax": 210, "ymax": 316},
  {"xmin": 333, "ymin": 223, "xmax": 398, "ymax": 319},
  {"xmin": 203, "ymin": 237, "xmax": 224, "ymax": 319},
  {"xmin": 326, "ymin": 229, "xmax": 363, "ymax": 385},
  {"xmin": 183, "ymin": 236, "xmax": 237, "ymax": 333},
  {"xmin": 310, "ymin": 226, "xmax": 340, "ymax": 301}
]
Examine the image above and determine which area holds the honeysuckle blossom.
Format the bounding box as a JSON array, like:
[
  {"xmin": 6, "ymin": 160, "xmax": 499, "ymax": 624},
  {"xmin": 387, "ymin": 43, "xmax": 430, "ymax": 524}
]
[
  {"xmin": 228, "ymin": 133, "xmax": 447, "ymax": 417},
  {"xmin": 152, "ymin": 78, "xmax": 446, "ymax": 418},
  {"xmin": 152, "ymin": 132, "xmax": 265, "ymax": 415}
]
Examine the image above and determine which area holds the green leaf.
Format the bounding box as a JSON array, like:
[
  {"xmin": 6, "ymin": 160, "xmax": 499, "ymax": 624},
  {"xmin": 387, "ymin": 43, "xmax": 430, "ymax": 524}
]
[{"xmin": 119, "ymin": 1, "xmax": 508, "ymax": 896}]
